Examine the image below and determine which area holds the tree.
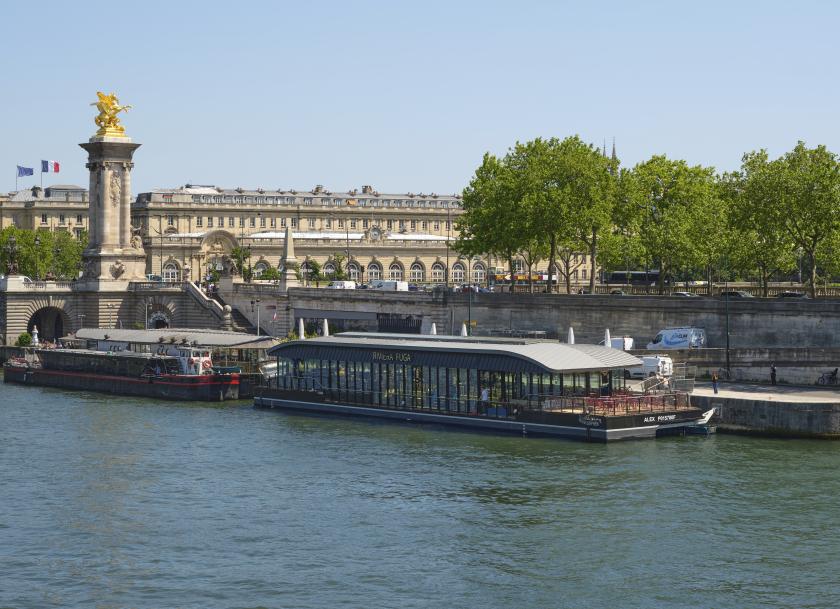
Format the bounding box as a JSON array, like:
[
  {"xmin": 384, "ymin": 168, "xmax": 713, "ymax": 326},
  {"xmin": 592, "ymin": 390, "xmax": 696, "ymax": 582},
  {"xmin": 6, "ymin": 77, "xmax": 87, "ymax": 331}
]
[
  {"xmin": 258, "ymin": 266, "xmax": 282, "ymax": 281},
  {"xmin": 0, "ymin": 227, "xmax": 86, "ymax": 280},
  {"xmin": 721, "ymin": 167, "xmax": 794, "ymax": 296},
  {"xmin": 740, "ymin": 143, "xmax": 840, "ymax": 297},
  {"xmin": 456, "ymin": 153, "xmax": 526, "ymax": 285},
  {"xmin": 230, "ymin": 246, "xmax": 252, "ymax": 279},
  {"xmin": 330, "ymin": 253, "xmax": 348, "ymax": 280},
  {"xmin": 626, "ymin": 156, "xmax": 719, "ymax": 293}
]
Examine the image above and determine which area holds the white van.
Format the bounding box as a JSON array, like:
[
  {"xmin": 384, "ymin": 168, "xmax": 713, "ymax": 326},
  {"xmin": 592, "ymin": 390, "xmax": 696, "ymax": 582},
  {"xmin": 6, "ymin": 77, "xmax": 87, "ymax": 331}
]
[
  {"xmin": 370, "ymin": 280, "xmax": 409, "ymax": 292},
  {"xmin": 627, "ymin": 355, "xmax": 674, "ymax": 379},
  {"xmin": 646, "ymin": 327, "xmax": 706, "ymax": 350},
  {"xmin": 326, "ymin": 280, "xmax": 356, "ymax": 290},
  {"xmin": 604, "ymin": 336, "xmax": 634, "ymax": 351}
]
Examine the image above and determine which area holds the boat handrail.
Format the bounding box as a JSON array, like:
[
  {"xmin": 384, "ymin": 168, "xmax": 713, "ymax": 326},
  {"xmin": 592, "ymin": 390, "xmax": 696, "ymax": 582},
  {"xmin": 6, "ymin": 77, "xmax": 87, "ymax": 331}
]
[{"xmin": 260, "ymin": 375, "xmax": 692, "ymax": 418}]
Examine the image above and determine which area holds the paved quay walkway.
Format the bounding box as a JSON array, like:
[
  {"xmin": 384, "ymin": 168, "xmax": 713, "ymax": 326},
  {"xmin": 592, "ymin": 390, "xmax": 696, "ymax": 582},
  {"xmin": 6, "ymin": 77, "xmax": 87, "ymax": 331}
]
[{"xmin": 693, "ymin": 381, "xmax": 840, "ymax": 403}]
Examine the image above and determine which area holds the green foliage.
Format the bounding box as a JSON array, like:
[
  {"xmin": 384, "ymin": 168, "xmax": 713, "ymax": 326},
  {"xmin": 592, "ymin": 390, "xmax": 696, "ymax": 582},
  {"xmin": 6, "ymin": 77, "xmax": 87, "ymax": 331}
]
[
  {"xmin": 0, "ymin": 227, "xmax": 87, "ymax": 279},
  {"xmin": 230, "ymin": 246, "xmax": 252, "ymax": 279},
  {"xmin": 258, "ymin": 266, "xmax": 282, "ymax": 281},
  {"xmin": 457, "ymin": 137, "xmax": 617, "ymax": 293},
  {"xmin": 330, "ymin": 253, "xmax": 348, "ymax": 280},
  {"xmin": 16, "ymin": 332, "xmax": 32, "ymax": 346}
]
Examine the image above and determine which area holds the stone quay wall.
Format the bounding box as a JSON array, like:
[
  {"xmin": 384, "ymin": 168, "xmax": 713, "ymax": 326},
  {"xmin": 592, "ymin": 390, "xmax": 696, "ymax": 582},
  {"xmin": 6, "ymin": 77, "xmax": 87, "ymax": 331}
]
[
  {"xmin": 284, "ymin": 289, "xmax": 840, "ymax": 349},
  {"xmin": 692, "ymin": 394, "xmax": 840, "ymax": 438}
]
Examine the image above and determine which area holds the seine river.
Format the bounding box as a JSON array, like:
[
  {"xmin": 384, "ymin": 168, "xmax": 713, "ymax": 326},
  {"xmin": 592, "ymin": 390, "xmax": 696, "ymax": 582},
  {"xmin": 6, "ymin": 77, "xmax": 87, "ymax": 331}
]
[{"xmin": 1, "ymin": 382, "xmax": 838, "ymax": 609}]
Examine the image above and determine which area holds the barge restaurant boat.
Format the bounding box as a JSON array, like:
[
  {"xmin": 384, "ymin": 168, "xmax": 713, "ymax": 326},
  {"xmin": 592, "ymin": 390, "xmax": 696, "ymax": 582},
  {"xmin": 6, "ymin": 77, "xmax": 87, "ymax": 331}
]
[
  {"xmin": 4, "ymin": 328, "xmax": 281, "ymax": 401},
  {"xmin": 255, "ymin": 333, "xmax": 714, "ymax": 442}
]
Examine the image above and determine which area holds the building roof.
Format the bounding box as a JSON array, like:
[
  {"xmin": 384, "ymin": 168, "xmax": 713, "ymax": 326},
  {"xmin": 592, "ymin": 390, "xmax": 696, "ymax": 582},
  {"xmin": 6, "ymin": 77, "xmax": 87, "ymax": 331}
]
[
  {"xmin": 74, "ymin": 328, "xmax": 280, "ymax": 349},
  {"xmin": 147, "ymin": 184, "xmax": 463, "ymax": 200},
  {"xmin": 169, "ymin": 231, "xmax": 454, "ymax": 242},
  {"xmin": 267, "ymin": 332, "xmax": 641, "ymax": 374}
]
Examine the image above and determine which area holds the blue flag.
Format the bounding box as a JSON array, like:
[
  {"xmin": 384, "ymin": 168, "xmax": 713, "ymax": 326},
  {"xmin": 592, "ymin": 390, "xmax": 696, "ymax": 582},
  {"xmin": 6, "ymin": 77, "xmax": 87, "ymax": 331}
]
[{"xmin": 16, "ymin": 165, "xmax": 34, "ymax": 177}]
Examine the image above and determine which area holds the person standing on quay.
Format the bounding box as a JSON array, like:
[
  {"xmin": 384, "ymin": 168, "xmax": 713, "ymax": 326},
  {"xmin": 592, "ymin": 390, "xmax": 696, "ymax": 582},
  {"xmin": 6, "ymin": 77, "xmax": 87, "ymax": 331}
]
[
  {"xmin": 712, "ymin": 372, "xmax": 719, "ymax": 394},
  {"xmin": 771, "ymin": 363, "xmax": 777, "ymax": 386}
]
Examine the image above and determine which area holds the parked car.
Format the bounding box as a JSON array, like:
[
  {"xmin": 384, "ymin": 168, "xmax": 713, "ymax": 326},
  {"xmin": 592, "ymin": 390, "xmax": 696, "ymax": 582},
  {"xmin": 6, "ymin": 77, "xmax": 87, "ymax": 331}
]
[
  {"xmin": 672, "ymin": 291, "xmax": 699, "ymax": 297},
  {"xmin": 776, "ymin": 291, "xmax": 810, "ymax": 299},
  {"xmin": 610, "ymin": 288, "xmax": 626, "ymax": 295},
  {"xmin": 719, "ymin": 290, "xmax": 754, "ymax": 298},
  {"xmin": 408, "ymin": 283, "xmax": 421, "ymax": 292}
]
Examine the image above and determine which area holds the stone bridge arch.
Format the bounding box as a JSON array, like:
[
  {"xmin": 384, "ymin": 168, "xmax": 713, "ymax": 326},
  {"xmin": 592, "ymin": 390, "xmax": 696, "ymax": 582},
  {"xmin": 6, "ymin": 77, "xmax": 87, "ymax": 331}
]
[{"xmin": 23, "ymin": 297, "xmax": 77, "ymax": 342}]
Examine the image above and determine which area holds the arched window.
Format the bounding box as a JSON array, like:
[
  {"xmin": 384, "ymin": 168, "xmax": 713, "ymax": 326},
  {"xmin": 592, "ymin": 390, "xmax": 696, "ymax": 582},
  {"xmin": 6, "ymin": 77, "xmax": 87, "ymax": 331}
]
[
  {"xmin": 253, "ymin": 261, "xmax": 269, "ymax": 277},
  {"xmin": 323, "ymin": 263, "xmax": 336, "ymax": 276},
  {"xmin": 367, "ymin": 262, "xmax": 382, "ymax": 280},
  {"xmin": 389, "ymin": 262, "xmax": 403, "ymax": 280},
  {"xmin": 514, "ymin": 259, "xmax": 525, "ymax": 273},
  {"xmin": 162, "ymin": 262, "xmax": 180, "ymax": 282},
  {"xmin": 472, "ymin": 263, "xmax": 485, "ymax": 285},
  {"xmin": 452, "ymin": 262, "xmax": 465, "ymax": 284},
  {"xmin": 347, "ymin": 262, "xmax": 360, "ymax": 282},
  {"xmin": 409, "ymin": 262, "xmax": 424, "ymax": 283},
  {"xmin": 431, "ymin": 262, "xmax": 445, "ymax": 283}
]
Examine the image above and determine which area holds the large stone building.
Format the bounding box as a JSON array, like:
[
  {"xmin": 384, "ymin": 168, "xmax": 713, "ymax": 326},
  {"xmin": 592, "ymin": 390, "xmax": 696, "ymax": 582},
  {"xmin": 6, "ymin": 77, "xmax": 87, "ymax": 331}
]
[
  {"xmin": 0, "ymin": 185, "xmax": 88, "ymax": 238},
  {"xmin": 3, "ymin": 182, "xmax": 597, "ymax": 286},
  {"xmin": 131, "ymin": 183, "xmax": 492, "ymax": 285}
]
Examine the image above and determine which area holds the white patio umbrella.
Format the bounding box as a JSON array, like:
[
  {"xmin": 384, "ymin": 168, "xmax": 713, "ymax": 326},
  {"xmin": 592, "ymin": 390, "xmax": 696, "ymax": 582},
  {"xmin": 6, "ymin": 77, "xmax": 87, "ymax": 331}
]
[
  {"xmin": 430, "ymin": 322, "xmax": 437, "ymax": 335},
  {"xmin": 567, "ymin": 326, "xmax": 575, "ymax": 344},
  {"xmin": 604, "ymin": 328, "xmax": 611, "ymax": 347},
  {"xmin": 460, "ymin": 322, "xmax": 468, "ymax": 337},
  {"xmin": 322, "ymin": 318, "xmax": 330, "ymax": 337},
  {"xmin": 298, "ymin": 317, "xmax": 305, "ymax": 339}
]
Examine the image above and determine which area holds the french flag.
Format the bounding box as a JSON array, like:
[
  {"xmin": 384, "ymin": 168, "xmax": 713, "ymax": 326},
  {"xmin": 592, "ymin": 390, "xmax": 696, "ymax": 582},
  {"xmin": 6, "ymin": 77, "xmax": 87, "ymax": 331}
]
[{"xmin": 41, "ymin": 160, "xmax": 60, "ymax": 173}]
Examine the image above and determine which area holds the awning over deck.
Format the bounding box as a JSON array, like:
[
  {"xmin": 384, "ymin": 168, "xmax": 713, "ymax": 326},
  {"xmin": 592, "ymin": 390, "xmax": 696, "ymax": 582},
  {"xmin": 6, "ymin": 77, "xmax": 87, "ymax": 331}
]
[{"xmin": 267, "ymin": 333, "xmax": 641, "ymax": 374}]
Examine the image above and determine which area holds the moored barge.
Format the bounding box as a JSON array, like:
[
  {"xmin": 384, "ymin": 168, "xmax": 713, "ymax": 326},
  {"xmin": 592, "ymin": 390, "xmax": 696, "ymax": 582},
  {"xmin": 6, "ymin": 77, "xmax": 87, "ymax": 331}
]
[
  {"xmin": 255, "ymin": 332, "xmax": 713, "ymax": 442},
  {"xmin": 4, "ymin": 346, "xmax": 240, "ymax": 401}
]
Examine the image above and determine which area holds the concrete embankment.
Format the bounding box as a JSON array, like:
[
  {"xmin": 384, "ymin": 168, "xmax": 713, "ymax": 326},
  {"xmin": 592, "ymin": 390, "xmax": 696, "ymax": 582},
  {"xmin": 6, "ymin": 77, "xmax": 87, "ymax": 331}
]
[{"xmin": 693, "ymin": 383, "xmax": 840, "ymax": 438}]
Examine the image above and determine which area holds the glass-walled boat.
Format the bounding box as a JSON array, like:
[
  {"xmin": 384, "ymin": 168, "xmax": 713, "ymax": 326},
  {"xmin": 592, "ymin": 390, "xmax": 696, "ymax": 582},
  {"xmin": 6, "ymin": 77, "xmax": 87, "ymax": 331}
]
[{"xmin": 256, "ymin": 333, "xmax": 712, "ymax": 441}]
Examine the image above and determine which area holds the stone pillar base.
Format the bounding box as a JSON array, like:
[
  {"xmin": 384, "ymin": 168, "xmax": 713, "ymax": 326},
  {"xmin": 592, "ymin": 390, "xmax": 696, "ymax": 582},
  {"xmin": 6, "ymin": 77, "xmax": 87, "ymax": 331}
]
[{"xmin": 82, "ymin": 251, "xmax": 147, "ymax": 282}]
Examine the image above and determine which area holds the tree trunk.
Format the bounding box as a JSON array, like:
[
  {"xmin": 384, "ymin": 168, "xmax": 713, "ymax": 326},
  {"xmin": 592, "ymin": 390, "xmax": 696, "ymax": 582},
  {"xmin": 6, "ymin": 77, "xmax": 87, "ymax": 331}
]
[
  {"xmin": 564, "ymin": 259, "xmax": 572, "ymax": 294},
  {"xmin": 527, "ymin": 261, "xmax": 534, "ymax": 293},
  {"xmin": 508, "ymin": 255, "xmax": 515, "ymax": 294},
  {"xmin": 588, "ymin": 228, "xmax": 598, "ymax": 294},
  {"xmin": 808, "ymin": 249, "xmax": 818, "ymax": 298},
  {"xmin": 657, "ymin": 260, "xmax": 665, "ymax": 295},
  {"xmin": 760, "ymin": 264, "xmax": 768, "ymax": 298},
  {"xmin": 547, "ymin": 235, "xmax": 557, "ymax": 294}
]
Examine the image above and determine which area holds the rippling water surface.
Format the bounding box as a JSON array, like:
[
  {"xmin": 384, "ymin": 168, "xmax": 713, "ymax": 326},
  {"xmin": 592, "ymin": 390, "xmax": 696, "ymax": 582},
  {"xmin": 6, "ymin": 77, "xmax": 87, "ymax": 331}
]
[{"xmin": 1, "ymin": 381, "xmax": 838, "ymax": 609}]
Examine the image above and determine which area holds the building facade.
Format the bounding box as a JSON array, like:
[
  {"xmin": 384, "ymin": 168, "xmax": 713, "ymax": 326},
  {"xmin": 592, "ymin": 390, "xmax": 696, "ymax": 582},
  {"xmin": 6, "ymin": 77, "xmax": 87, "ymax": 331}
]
[
  {"xmin": 0, "ymin": 185, "xmax": 88, "ymax": 238},
  {"xmin": 131, "ymin": 184, "xmax": 500, "ymax": 285},
  {"xmin": 3, "ymin": 182, "xmax": 596, "ymax": 286}
]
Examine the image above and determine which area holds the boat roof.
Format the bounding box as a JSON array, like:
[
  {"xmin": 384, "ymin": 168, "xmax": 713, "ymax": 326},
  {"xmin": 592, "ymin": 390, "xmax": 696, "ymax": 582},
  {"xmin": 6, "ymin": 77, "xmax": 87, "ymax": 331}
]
[
  {"xmin": 39, "ymin": 348, "xmax": 177, "ymax": 360},
  {"xmin": 73, "ymin": 328, "xmax": 280, "ymax": 349},
  {"xmin": 267, "ymin": 332, "xmax": 641, "ymax": 374}
]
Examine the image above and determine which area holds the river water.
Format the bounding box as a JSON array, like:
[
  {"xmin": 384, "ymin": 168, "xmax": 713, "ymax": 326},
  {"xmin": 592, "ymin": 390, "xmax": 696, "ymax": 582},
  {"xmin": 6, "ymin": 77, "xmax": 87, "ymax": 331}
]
[{"xmin": 1, "ymin": 382, "xmax": 838, "ymax": 609}]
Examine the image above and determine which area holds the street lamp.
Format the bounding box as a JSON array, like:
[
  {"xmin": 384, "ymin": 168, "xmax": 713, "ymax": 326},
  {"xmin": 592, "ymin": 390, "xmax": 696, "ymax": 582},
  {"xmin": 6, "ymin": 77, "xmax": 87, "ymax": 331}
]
[
  {"xmin": 34, "ymin": 234, "xmax": 41, "ymax": 280},
  {"xmin": 77, "ymin": 313, "xmax": 86, "ymax": 331},
  {"xmin": 145, "ymin": 298, "xmax": 150, "ymax": 330},
  {"xmin": 5, "ymin": 235, "xmax": 18, "ymax": 275},
  {"xmin": 107, "ymin": 303, "xmax": 115, "ymax": 328},
  {"xmin": 251, "ymin": 298, "xmax": 261, "ymax": 336}
]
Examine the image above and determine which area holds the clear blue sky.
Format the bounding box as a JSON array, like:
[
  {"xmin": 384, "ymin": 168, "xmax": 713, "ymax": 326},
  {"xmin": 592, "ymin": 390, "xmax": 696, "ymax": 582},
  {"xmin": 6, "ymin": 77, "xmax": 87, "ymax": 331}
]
[{"xmin": 2, "ymin": 0, "xmax": 838, "ymax": 195}]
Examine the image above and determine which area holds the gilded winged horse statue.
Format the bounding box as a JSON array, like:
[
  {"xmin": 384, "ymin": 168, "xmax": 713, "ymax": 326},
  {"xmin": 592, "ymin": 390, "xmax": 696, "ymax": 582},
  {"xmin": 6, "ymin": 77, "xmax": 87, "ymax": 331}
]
[{"xmin": 91, "ymin": 91, "xmax": 132, "ymax": 136}]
